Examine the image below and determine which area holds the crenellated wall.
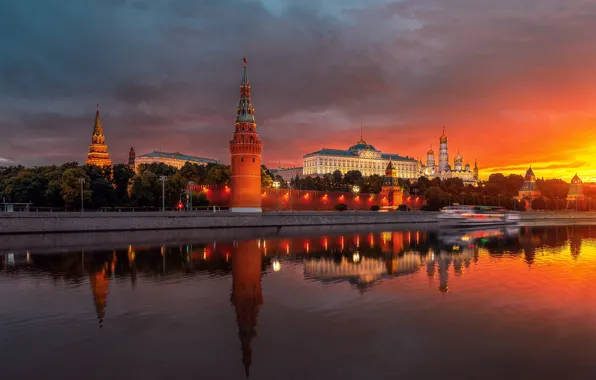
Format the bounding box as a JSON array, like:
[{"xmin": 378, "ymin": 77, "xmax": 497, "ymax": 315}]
[{"xmin": 189, "ymin": 184, "xmax": 423, "ymax": 211}]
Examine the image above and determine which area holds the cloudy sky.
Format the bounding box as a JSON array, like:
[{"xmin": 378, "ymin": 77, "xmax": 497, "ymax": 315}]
[{"xmin": 1, "ymin": 0, "xmax": 596, "ymax": 180}]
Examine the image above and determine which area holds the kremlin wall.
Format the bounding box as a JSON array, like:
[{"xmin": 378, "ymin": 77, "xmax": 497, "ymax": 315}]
[{"xmin": 190, "ymin": 184, "xmax": 422, "ymax": 211}]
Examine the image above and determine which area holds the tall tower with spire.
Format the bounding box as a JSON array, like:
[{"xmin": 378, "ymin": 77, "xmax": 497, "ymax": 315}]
[
  {"xmin": 231, "ymin": 240, "xmax": 263, "ymax": 378},
  {"xmin": 128, "ymin": 146, "xmax": 136, "ymax": 170},
  {"xmin": 473, "ymin": 159, "xmax": 479, "ymax": 180},
  {"xmin": 229, "ymin": 58, "xmax": 263, "ymax": 212},
  {"xmin": 86, "ymin": 105, "xmax": 112, "ymax": 167},
  {"xmin": 438, "ymin": 127, "xmax": 448, "ymax": 172}
]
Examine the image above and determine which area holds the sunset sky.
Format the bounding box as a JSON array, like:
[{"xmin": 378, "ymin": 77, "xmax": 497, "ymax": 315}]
[{"xmin": 1, "ymin": 0, "xmax": 595, "ymax": 181}]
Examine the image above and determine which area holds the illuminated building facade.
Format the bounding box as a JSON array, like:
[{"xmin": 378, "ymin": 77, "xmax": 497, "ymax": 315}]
[
  {"xmin": 271, "ymin": 166, "xmax": 304, "ymax": 183},
  {"xmin": 135, "ymin": 151, "xmax": 217, "ymax": 171},
  {"xmin": 86, "ymin": 105, "xmax": 112, "ymax": 167},
  {"xmin": 379, "ymin": 160, "xmax": 404, "ymax": 206},
  {"xmin": 303, "ymin": 136, "xmax": 419, "ymax": 178},
  {"xmin": 515, "ymin": 167, "xmax": 542, "ymax": 209},
  {"xmin": 419, "ymin": 129, "xmax": 478, "ymax": 184},
  {"xmin": 229, "ymin": 58, "xmax": 263, "ymax": 212}
]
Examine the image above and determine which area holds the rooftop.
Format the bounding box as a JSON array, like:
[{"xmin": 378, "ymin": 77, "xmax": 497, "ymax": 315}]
[
  {"xmin": 137, "ymin": 151, "xmax": 218, "ymax": 164},
  {"xmin": 304, "ymin": 148, "xmax": 415, "ymax": 162}
]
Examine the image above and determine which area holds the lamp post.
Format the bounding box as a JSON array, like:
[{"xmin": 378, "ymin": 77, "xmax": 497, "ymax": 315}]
[
  {"xmin": 187, "ymin": 181, "xmax": 194, "ymax": 211},
  {"xmin": 460, "ymin": 192, "xmax": 465, "ymax": 206},
  {"xmin": 483, "ymin": 195, "xmax": 487, "ymax": 206},
  {"xmin": 555, "ymin": 196, "xmax": 559, "ymax": 211},
  {"xmin": 498, "ymin": 193, "xmax": 503, "ymax": 207},
  {"xmin": 413, "ymin": 188, "xmax": 419, "ymax": 211},
  {"xmin": 352, "ymin": 185, "xmax": 360, "ymax": 210},
  {"xmin": 273, "ymin": 181, "xmax": 280, "ymax": 212},
  {"xmin": 159, "ymin": 176, "xmax": 168, "ymax": 212},
  {"xmin": 448, "ymin": 194, "xmax": 451, "ymax": 206},
  {"xmin": 78, "ymin": 178, "xmax": 85, "ymax": 212}
]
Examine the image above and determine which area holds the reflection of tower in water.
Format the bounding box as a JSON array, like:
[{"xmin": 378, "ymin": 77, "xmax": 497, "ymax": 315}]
[
  {"xmin": 568, "ymin": 227, "xmax": 582, "ymax": 260},
  {"xmin": 89, "ymin": 263, "xmax": 110, "ymax": 328},
  {"xmin": 231, "ymin": 240, "xmax": 263, "ymax": 378},
  {"xmin": 438, "ymin": 252, "xmax": 451, "ymax": 293}
]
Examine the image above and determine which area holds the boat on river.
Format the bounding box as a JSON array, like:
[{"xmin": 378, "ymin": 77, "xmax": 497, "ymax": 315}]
[{"xmin": 437, "ymin": 205, "xmax": 520, "ymax": 227}]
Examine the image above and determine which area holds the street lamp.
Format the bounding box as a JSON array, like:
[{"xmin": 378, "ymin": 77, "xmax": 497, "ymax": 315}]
[
  {"xmin": 555, "ymin": 196, "xmax": 559, "ymax": 211},
  {"xmin": 78, "ymin": 178, "xmax": 85, "ymax": 212},
  {"xmin": 159, "ymin": 176, "xmax": 168, "ymax": 212},
  {"xmin": 352, "ymin": 185, "xmax": 360, "ymax": 210},
  {"xmin": 460, "ymin": 192, "xmax": 465, "ymax": 205},
  {"xmin": 187, "ymin": 181, "xmax": 194, "ymax": 211},
  {"xmin": 273, "ymin": 181, "xmax": 280, "ymax": 212},
  {"xmin": 498, "ymin": 193, "xmax": 503, "ymax": 207}
]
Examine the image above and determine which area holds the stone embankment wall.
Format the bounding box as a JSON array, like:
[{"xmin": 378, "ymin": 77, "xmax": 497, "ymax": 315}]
[
  {"xmin": 0, "ymin": 211, "xmax": 438, "ymax": 234},
  {"xmin": 1, "ymin": 210, "xmax": 595, "ymax": 235}
]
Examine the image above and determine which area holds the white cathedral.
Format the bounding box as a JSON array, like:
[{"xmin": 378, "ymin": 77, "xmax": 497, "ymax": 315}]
[{"xmin": 419, "ymin": 128, "xmax": 478, "ymax": 185}]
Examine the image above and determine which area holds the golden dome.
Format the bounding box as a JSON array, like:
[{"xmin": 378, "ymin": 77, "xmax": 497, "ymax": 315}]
[
  {"xmin": 454, "ymin": 150, "xmax": 463, "ymax": 163},
  {"xmin": 440, "ymin": 127, "xmax": 447, "ymax": 143},
  {"xmin": 427, "ymin": 148, "xmax": 435, "ymax": 155}
]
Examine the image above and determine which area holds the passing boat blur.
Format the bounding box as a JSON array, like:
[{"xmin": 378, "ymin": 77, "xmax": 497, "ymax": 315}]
[{"xmin": 437, "ymin": 205, "xmax": 520, "ymax": 227}]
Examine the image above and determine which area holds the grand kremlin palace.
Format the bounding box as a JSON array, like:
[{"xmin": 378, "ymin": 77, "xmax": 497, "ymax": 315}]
[{"xmin": 303, "ymin": 138, "xmax": 419, "ymax": 179}]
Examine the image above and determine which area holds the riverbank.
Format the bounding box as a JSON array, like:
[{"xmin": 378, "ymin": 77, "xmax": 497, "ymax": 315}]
[
  {"xmin": 1, "ymin": 210, "xmax": 595, "ymax": 235},
  {"xmin": 0, "ymin": 211, "xmax": 437, "ymax": 235}
]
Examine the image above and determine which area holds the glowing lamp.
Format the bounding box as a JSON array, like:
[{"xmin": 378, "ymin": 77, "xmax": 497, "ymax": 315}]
[
  {"xmin": 353, "ymin": 251, "xmax": 360, "ymax": 263},
  {"xmin": 273, "ymin": 260, "xmax": 281, "ymax": 272}
]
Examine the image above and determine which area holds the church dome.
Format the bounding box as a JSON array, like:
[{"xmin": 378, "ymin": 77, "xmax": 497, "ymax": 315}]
[
  {"xmin": 465, "ymin": 163, "xmax": 471, "ymax": 170},
  {"xmin": 427, "ymin": 147, "xmax": 435, "ymax": 155},
  {"xmin": 454, "ymin": 151, "xmax": 463, "ymax": 163},
  {"xmin": 440, "ymin": 127, "xmax": 448, "ymax": 143},
  {"xmin": 349, "ymin": 138, "xmax": 378, "ymax": 152},
  {"xmin": 571, "ymin": 174, "xmax": 583, "ymax": 185}
]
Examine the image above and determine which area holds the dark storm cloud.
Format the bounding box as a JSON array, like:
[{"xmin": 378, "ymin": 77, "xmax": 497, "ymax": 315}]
[{"xmin": 0, "ymin": 0, "xmax": 595, "ymax": 169}]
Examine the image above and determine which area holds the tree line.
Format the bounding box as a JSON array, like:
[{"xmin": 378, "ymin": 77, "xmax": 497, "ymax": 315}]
[
  {"xmin": 0, "ymin": 162, "xmax": 276, "ymax": 210},
  {"xmin": 1, "ymin": 162, "xmax": 590, "ymax": 211}
]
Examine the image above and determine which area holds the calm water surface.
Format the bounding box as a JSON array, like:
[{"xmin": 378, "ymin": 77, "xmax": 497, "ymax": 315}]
[{"xmin": 2, "ymin": 225, "xmax": 596, "ymax": 380}]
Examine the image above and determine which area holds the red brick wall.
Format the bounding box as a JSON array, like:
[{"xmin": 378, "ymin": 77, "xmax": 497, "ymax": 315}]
[{"xmin": 190, "ymin": 185, "xmax": 424, "ymax": 211}]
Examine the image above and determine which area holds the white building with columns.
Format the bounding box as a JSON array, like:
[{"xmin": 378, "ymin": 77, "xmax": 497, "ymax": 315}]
[{"xmin": 302, "ymin": 137, "xmax": 419, "ymax": 179}]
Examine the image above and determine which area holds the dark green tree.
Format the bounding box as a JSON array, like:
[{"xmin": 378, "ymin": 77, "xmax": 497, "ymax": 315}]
[
  {"xmin": 112, "ymin": 164, "xmax": 135, "ymax": 204},
  {"xmin": 60, "ymin": 168, "xmax": 91, "ymax": 208},
  {"xmin": 206, "ymin": 164, "xmax": 231, "ymax": 185}
]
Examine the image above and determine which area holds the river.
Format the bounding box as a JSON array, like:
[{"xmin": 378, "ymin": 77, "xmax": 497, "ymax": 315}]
[{"xmin": 1, "ymin": 224, "xmax": 596, "ymax": 379}]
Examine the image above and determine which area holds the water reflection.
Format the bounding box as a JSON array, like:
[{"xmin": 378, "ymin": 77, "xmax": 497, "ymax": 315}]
[{"xmin": 2, "ymin": 225, "xmax": 596, "ymax": 379}]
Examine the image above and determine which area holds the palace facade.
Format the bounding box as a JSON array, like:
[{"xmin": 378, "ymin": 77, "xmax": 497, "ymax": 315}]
[
  {"xmin": 303, "ymin": 137, "xmax": 419, "ymax": 179},
  {"xmin": 86, "ymin": 105, "xmax": 112, "ymax": 167},
  {"xmin": 420, "ymin": 128, "xmax": 478, "ymax": 185},
  {"xmin": 135, "ymin": 151, "xmax": 218, "ymax": 171}
]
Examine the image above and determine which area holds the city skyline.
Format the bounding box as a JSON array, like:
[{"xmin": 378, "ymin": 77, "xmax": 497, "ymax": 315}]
[{"xmin": 1, "ymin": 1, "xmax": 595, "ymax": 181}]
